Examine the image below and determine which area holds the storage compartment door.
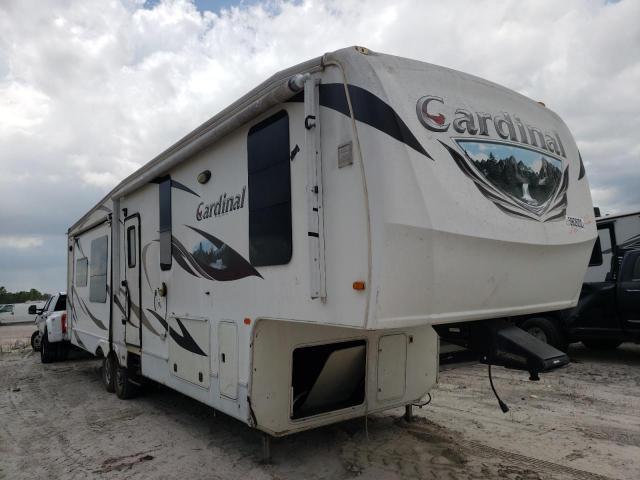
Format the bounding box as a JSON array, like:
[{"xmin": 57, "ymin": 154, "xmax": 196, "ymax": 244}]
[
  {"xmin": 218, "ymin": 321, "xmax": 238, "ymax": 399},
  {"xmin": 168, "ymin": 315, "xmax": 210, "ymax": 389},
  {"xmin": 377, "ymin": 334, "xmax": 407, "ymax": 401}
]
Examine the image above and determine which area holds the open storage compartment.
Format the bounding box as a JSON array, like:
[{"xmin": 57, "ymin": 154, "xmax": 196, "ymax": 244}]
[{"xmin": 291, "ymin": 340, "xmax": 366, "ymax": 419}]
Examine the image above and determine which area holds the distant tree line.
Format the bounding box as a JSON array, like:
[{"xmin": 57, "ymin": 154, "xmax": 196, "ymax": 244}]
[{"xmin": 0, "ymin": 286, "xmax": 50, "ymax": 304}]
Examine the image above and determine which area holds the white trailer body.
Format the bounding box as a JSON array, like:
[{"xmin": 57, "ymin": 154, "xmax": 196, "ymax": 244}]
[
  {"xmin": 585, "ymin": 211, "xmax": 640, "ymax": 282},
  {"xmin": 67, "ymin": 47, "xmax": 596, "ymax": 436}
]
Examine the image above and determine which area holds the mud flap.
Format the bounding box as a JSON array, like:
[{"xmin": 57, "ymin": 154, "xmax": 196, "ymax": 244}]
[{"xmin": 435, "ymin": 319, "xmax": 569, "ymax": 376}]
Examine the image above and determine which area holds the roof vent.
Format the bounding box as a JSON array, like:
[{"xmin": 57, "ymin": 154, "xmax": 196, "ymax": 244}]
[{"xmin": 354, "ymin": 46, "xmax": 370, "ymax": 55}]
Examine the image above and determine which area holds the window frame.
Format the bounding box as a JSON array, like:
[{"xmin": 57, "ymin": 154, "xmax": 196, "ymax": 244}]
[
  {"xmin": 89, "ymin": 235, "xmax": 108, "ymax": 303},
  {"xmin": 127, "ymin": 225, "xmax": 137, "ymax": 269},
  {"xmin": 75, "ymin": 257, "xmax": 89, "ymax": 287},
  {"xmin": 247, "ymin": 109, "xmax": 292, "ymax": 267},
  {"xmin": 159, "ymin": 178, "xmax": 172, "ymax": 271}
]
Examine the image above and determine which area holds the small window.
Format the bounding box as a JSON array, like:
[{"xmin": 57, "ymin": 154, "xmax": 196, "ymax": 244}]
[
  {"xmin": 54, "ymin": 294, "xmax": 67, "ymax": 311},
  {"xmin": 248, "ymin": 110, "xmax": 292, "ymax": 266},
  {"xmin": 588, "ymin": 236, "xmax": 603, "ymax": 266},
  {"xmin": 89, "ymin": 235, "xmax": 108, "ymax": 303},
  {"xmin": 127, "ymin": 226, "xmax": 136, "ymax": 268},
  {"xmin": 76, "ymin": 258, "xmax": 88, "ymax": 287},
  {"xmin": 159, "ymin": 178, "xmax": 172, "ymax": 270}
]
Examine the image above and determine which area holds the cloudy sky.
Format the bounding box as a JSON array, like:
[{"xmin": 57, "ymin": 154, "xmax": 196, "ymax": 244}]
[{"xmin": 0, "ymin": 0, "xmax": 638, "ymax": 293}]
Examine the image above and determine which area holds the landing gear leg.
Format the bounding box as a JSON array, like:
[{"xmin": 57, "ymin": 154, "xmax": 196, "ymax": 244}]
[
  {"xmin": 404, "ymin": 404, "xmax": 413, "ymax": 423},
  {"xmin": 262, "ymin": 433, "xmax": 272, "ymax": 464}
]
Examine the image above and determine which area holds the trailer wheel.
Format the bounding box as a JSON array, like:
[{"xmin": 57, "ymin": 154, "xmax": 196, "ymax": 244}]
[
  {"xmin": 521, "ymin": 317, "xmax": 568, "ymax": 351},
  {"xmin": 31, "ymin": 331, "xmax": 41, "ymax": 352},
  {"xmin": 582, "ymin": 339, "xmax": 622, "ymax": 350},
  {"xmin": 115, "ymin": 366, "xmax": 137, "ymax": 400},
  {"xmin": 102, "ymin": 354, "xmax": 116, "ymax": 393},
  {"xmin": 40, "ymin": 330, "xmax": 56, "ymax": 364}
]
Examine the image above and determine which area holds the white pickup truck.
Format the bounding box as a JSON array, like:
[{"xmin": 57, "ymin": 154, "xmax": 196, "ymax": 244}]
[{"xmin": 29, "ymin": 292, "xmax": 69, "ymax": 363}]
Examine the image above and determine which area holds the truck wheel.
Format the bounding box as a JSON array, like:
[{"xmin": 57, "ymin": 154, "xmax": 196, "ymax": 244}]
[
  {"xmin": 40, "ymin": 330, "xmax": 56, "ymax": 364},
  {"xmin": 102, "ymin": 354, "xmax": 116, "ymax": 393},
  {"xmin": 521, "ymin": 317, "xmax": 568, "ymax": 351},
  {"xmin": 115, "ymin": 366, "xmax": 137, "ymax": 400},
  {"xmin": 582, "ymin": 339, "xmax": 622, "ymax": 350},
  {"xmin": 31, "ymin": 331, "xmax": 41, "ymax": 352}
]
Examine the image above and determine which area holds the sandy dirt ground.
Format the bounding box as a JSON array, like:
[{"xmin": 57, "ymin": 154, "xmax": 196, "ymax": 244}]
[
  {"xmin": 1, "ymin": 344, "xmax": 638, "ymax": 480},
  {"xmin": 0, "ymin": 324, "xmax": 34, "ymax": 352}
]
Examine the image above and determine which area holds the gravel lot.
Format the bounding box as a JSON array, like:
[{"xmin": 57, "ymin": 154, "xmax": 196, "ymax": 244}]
[{"xmin": 1, "ymin": 343, "xmax": 638, "ymax": 480}]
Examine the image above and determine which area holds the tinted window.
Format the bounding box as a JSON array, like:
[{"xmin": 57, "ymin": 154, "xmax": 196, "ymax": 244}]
[
  {"xmin": 632, "ymin": 256, "xmax": 640, "ymax": 281},
  {"xmin": 159, "ymin": 178, "xmax": 172, "ymax": 270},
  {"xmin": 248, "ymin": 110, "xmax": 292, "ymax": 266},
  {"xmin": 54, "ymin": 294, "xmax": 67, "ymax": 311},
  {"xmin": 76, "ymin": 257, "xmax": 88, "ymax": 286},
  {"xmin": 127, "ymin": 226, "xmax": 136, "ymax": 268},
  {"xmin": 589, "ymin": 236, "xmax": 603, "ymax": 266},
  {"xmin": 89, "ymin": 235, "xmax": 108, "ymax": 303}
]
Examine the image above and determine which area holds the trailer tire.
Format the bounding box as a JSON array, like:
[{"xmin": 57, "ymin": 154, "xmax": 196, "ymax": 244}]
[
  {"xmin": 31, "ymin": 331, "xmax": 41, "ymax": 352},
  {"xmin": 115, "ymin": 366, "xmax": 137, "ymax": 400},
  {"xmin": 102, "ymin": 354, "xmax": 116, "ymax": 393},
  {"xmin": 521, "ymin": 317, "xmax": 568, "ymax": 351},
  {"xmin": 40, "ymin": 330, "xmax": 56, "ymax": 364},
  {"xmin": 582, "ymin": 339, "xmax": 622, "ymax": 350}
]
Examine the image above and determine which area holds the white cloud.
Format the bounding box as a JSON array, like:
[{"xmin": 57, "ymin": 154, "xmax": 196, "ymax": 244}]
[
  {"xmin": 0, "ymin": 235, "xmax": 43, "ymax": 249},
  {"xmin": 0, "ymin": 0, "xmax": 638, "ymax": 290}
]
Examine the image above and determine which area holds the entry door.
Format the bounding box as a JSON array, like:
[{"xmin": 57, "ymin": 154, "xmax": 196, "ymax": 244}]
[
  {"xmin": 124, "ymin": 215, "xmax": 141, "ymax": 347},
  {"xmin": 618, "ymin": 250, "xmax": 640, "ymax": 330}
]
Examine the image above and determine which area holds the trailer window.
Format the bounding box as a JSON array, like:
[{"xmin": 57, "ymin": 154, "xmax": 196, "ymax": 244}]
[
  {"xmin": 159, "ymin": 178, "xmax": 172, "ymax": 271},
  {"xmin": 588, "ymin": 236, "xmax": 603, "ymax": 266},
  {"xmin": 75, "ymin": 257, "xmax": 88, "ymax": 287},
  {"xmin": 247, "ymin": 110, "xmax": 292, "ymax": 266},
  {"xmin": 127, "ymin": 225, "xmax": 136, "ymax": 268},
  {"xmin": 89, "ymin": 235, "xmax": 108, "ymax": 303},
  {"xmin": 291, "ymin": 340, "xmax": 366, "ymax": 419}
]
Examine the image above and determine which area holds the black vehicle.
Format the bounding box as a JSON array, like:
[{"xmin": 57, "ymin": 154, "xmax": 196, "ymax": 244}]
[{"xmin": 515, "ymin": 248, "xmax": 640, "ymax": 351}]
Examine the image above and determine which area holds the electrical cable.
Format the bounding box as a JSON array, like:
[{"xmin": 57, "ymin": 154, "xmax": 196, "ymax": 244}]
[{"xmin": 488, "ymin": 364, "xmax": 509, "ymax": 413}]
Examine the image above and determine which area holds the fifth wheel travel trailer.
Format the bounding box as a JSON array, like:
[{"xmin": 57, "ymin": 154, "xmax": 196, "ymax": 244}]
[{"xmin": 66, "ymin": 46, "xmax": 596, "ymax": 451}]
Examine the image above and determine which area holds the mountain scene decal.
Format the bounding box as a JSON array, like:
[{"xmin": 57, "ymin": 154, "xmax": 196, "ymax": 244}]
[
  {"xmin": 443, "ymin": 140, "xmax": 569, "ymax": 222},
  {"xmin": 170, "ymin": 225, "xmax": 262, "ymax": 281}
]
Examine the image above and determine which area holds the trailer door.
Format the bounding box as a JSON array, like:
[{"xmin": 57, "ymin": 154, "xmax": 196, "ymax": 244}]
[{"xmin": 124, "ymin": 215, "xmax": 141, "ymax": 347}]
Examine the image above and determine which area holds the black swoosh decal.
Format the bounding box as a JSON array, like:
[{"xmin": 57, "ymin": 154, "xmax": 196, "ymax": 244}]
[
  {"xmin": 146, "ymin": 308, "xmax": 168, "ymax": 330},
  {"xmin": 150, "ymin": 177, "xmax": 200, "ymax": 197},
  {"xmin": 169, "ymin": 317, "xmax": 207, "ymax": 356},
  {"xmin": 71, "ymin": 286, "xmax": 107, "ymax": 331},
  {"xmin": 290, "ymin": 83, "xmax": 431, "ymax": 159},
  {"xmin": 578, "ymin": 152, "xmax": 586, "ymax": 180}
]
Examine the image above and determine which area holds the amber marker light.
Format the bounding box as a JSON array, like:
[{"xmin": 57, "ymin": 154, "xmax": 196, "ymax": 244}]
[
  {"xmin": 244, "ymin": 318, "xmax": 251, "ymax": 325},
  {"xmin": 353, "ymin": 281, "xmax": 366, "ymax": 291}
]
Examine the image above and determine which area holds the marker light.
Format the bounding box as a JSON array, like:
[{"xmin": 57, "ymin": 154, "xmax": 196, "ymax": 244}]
[{"xmin": 353, "ymin": 281, "xmax": 366, "ymax": 291}]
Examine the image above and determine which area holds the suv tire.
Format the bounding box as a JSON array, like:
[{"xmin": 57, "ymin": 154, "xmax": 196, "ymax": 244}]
[
  {"xmin": 40, "ymin": 329, "xmax": 56, "ymax": 363},
  {"xmin": 31, "ymin": 331, "xmax": 41, "ymax": 352},
  {"xmin": 521, "ymin": 317, "xmax": 568, "ymax": 352}
]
